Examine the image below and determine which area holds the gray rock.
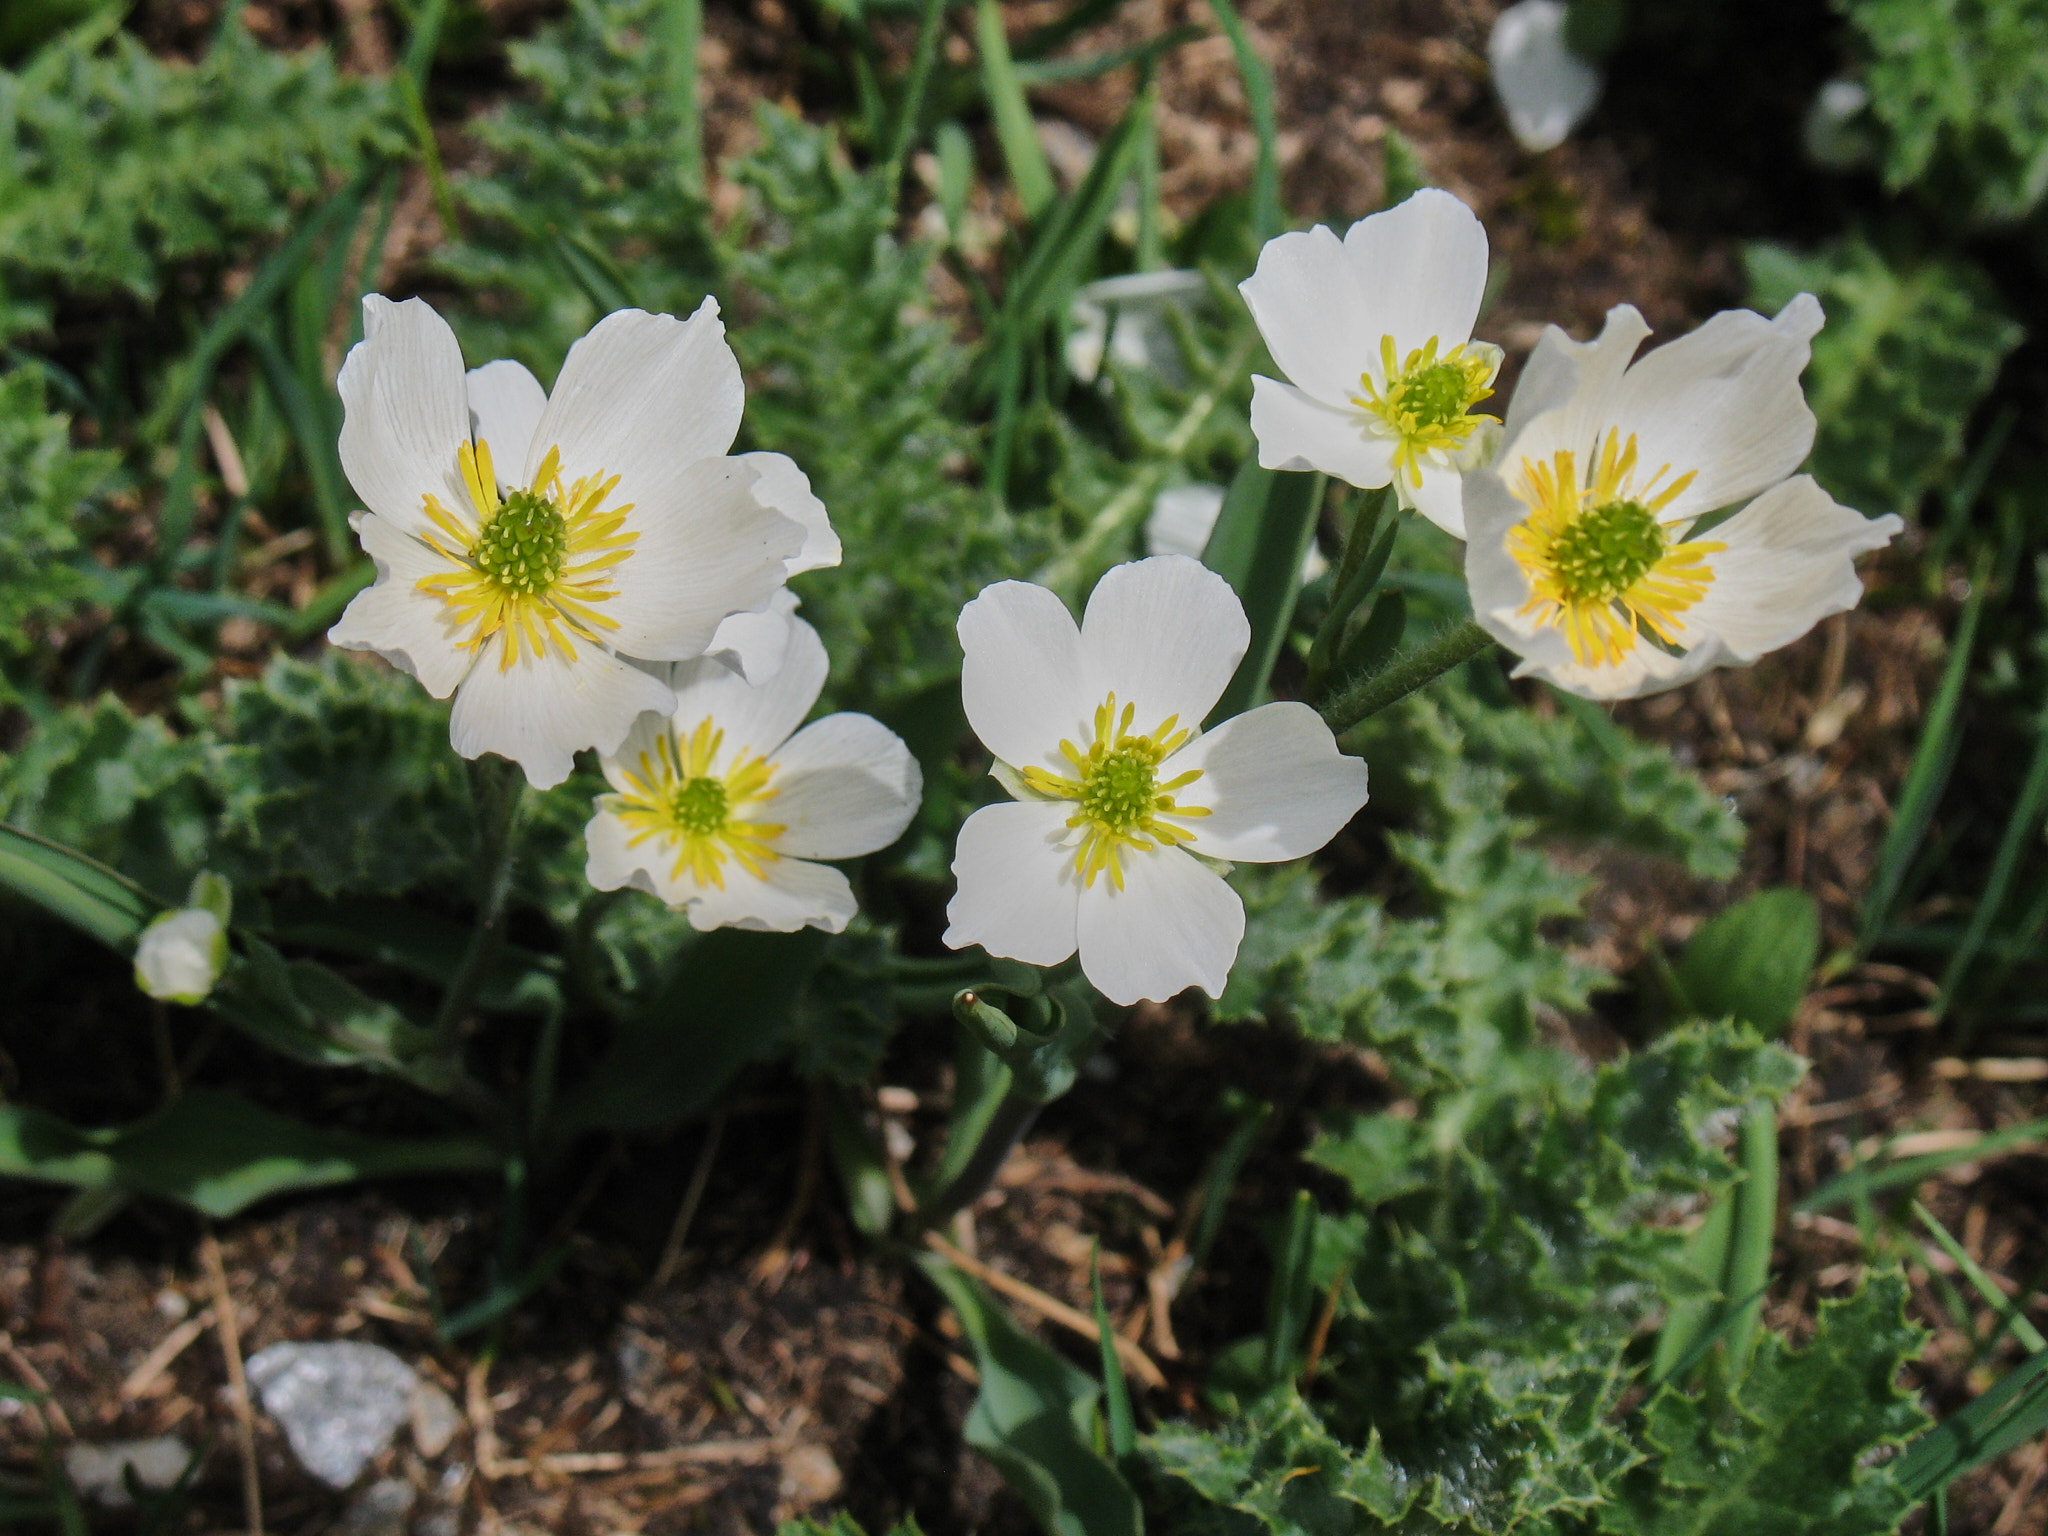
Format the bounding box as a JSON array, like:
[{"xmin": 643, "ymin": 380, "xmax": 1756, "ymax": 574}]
[
  {"xmin": 62, "ymin": 1437, "xmax": 193, "ymax": 1507},
  {"xmin": 246, "ymin": 1341, "xmax": 419, "ymax": 1489},
  {"xmin": 331, "ymin": 1477, "xmax": 417, "ymax": 1536}
]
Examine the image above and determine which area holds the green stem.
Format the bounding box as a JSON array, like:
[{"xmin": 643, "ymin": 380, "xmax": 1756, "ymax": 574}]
[
  {"xmin": 912, "ymin": 1089, "xmax": 1041, "ymax": 1234},
  {"xmin": 436, "ymin": 756, "xmax": 529, "ymax": 1039},
  {"xmin": 1321, "ymin": 619, "xmax": 1495, "ymax": 736}
]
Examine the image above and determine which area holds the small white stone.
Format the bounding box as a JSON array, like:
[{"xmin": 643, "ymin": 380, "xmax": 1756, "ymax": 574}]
[
  {"xmin": 408, "ymin": 1380, "xmax": 463, "ymax": 1458},
  {"xmin": 62, "ymin": 1438, "xmax": 193, "ymax": 1507},
  {"xmin": 332, "ymin": 1477, "xmax": 417, "ymax": 1536},
  {"xmin": 246, "ymin": 1341, "xmax": 419, "ymax": 1489}
]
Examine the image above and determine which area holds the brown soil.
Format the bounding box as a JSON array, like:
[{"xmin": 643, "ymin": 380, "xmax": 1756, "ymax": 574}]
[{"xmin": 8, "ymin": 2, "xmax": 2046, "ymax": 1533}]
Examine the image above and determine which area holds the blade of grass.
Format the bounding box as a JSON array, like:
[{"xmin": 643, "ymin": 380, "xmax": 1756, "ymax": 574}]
[
  {"xmin": 1262, "ymin": 1189, "xmax": 1316, "ymax": 1383},
  {"xmin": 1725, "ymin": 1101, "xmax": 1779, "ymax": 1373},
  {"xmin": 1913, "ymin": 1200, "xmax": 2048, "ymax": 1353},
  {"xmin": 1860, "ymin": 551, "xmax": 1991, "ymax": 952},
  {"xmin": 884, "ymin": 0, "xmax": 948, "ymax": 186},
  {"xmin": 246, "ymin": 326, "xmax": 353, "ymax": 566},
  {"xmin": 1013, "ymin": 25, "xmax": 1202, "ymax": 85},
  {"xmin": 1207, "ymin": 467, "xmax": 1323, "ymax": 723},
  {"xmin": 1015, "ymin": 0, "xmax": 1128, "ymax": 58},
  {"xmin": 1942, "ymin": 703, "xmax": 2048, "ymax": 1028},
  {"xmin": 1134, "ymin": 74, "xmax": 1163, "ymax": 271},
  {"xmin": 1800, "ymin": 1115, "xmax": 2048, "ymax": 1213},
  {"xmin": 976, "ymin": 0, "xmax": 1055, "ymax": 218},
  {"xmin": 1895, "ymin": 1347, "xmax": 2048, "ymax": 1501},
  {"xmin": 1206, "ymin": 0, "xmax": 1280, "ymax": 239},
  {"xmin": 1090, "ymin": 1243, "xmax": 1135, "ymax": 1460},
  {"xmin": 660, "ymin": 0, "xmax": 706, "ymax": 197}
]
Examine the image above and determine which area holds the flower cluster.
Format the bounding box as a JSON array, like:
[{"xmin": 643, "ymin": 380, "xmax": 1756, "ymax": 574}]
[{"xmin": 325, "ymin": 180, "xmax": 1892, "ymax": 1003}]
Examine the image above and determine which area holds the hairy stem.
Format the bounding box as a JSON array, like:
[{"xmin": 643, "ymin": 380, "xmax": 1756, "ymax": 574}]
[
  {"xmin": 1320, "ymin": 619, "xmax": 1496, "ymax": 735},
  {"xmin": 436, "ymin": 755, "xmax": 529, "ymax": 1039},
  {"xmin": 911, "ymin": 1090, "xmax": 1041, "ymax": 1235}
]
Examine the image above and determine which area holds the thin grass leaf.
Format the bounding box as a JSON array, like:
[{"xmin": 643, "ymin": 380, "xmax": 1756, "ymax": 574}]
[
  {"xmin": 1263, "ymin": 1188, "xmax": 1317, "ymax": 1383},
  {"xmin": 1209, "ymin": 468, "xmax": 1322, "ymax": 723},
  {"xmin": 1861, "ymin": 552, "xmax": 1991, "ymax": 951},
  {"xmin": 1191, "ymin": 1100, "xmax": 1270, "ymax": 1267},
  {"xmin": 246, "ymin": 326, "xmax": 353, "ymax": 566},
  {"xmin": 660, "ymin": 0, "xmax": 705, "ymax": 196},
  {"xmin": 1800, "ymin": 1115, "xmax": 2048, "ymax": 1212},
  {"xmin": 1206, "ymin": 0, "xmax": 1280, "ymax": 239},
  {"xmin": 1012, "ymin": 25, "xmax": 1202, "ymax": 85},
  {"xmin": 1091, "ymin": 1243, "xmax": 1135, "ymax": 1460},
  {"xmin": 884, "ymin": 0, "xmax": 947, "ymax": 183},
  {"xmin": 1942, "ymin": 704, "xmax": 2048, "ymax": 1023},
  {"xmin": 1912, "ymin": 1200, "xmax": 2048, "ymax": 1353},
  {"xmin": 975, "ymin": 0, "xmax": 1054, "ymax": 217},
  {"xmin": 1895, "ymin": 1348, "xmax": 2048, "ymax": 1501},
  {"xmin": 0, "ymin": 823, "xmax": 157, "ymax": 950},
  {"xmin": 1726, "ymin": 1101, "xmax": 1779, "ymax": 1373}
]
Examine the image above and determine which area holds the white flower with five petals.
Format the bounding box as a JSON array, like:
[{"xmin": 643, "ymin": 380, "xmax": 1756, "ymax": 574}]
[
  {"xmin": 1463, "ymin": 297, "xmax": 1903, "ymax": 700},
  {"xmin": 584, "ymin": 617, "xmax": 922, "ymax": 934},
  {"xmin": 1239, "ymin": 189, "xmax": 1501, "ymax": 537},
  {"xmin": 943, "ymin": 556, "xmax": 1369, "ymax": 1007},
  {"xmin": 328, "ymin": 295, "xmax": 818, "ymax": 789}
]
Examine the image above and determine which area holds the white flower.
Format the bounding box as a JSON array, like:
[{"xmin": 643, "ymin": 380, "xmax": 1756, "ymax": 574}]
[
  {"xmin": 943, "ymin": 555, "xmax": 1370, "ymax": 1007},
  {"xmin": 1464, "ymin": 298, "xmax": 1903, "ymax": 700},
  {"xmin": 328, "ymin": 295, "xmax": 812, "ymax": 789},
  {"xmin": 703, "ymin": 453, "xmax": 841, "ymax": 683},
  {"xmin": 1147, "ymin": 482, "xmax": 1329, "ymax": 582},
  {"xmin": 135, "ymin": 908, "xmax": 227, "ymax": 1004},
  {"xmin": 584, "ymin": 617, "xmax": 922, "ymax": 934},
  {"xmin": 1239, "ymin": 189, "xmax": 1502, "ymax": 538},
  {"xmin": 1488, "ymin": 0, "xmax": 1602, "ymax": 153}
]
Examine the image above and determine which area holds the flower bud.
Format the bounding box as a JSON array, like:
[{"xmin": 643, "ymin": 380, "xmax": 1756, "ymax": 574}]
[{"xmin": 134, "ymin": 907, "xmax": 227, "ymax": 1005}]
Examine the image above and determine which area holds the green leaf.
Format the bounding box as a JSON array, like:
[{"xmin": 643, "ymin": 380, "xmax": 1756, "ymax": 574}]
[
  {"xmin": 1673, "ymin": 888, "xmax": 1820, "ymax": 1035},
  {"xmin": 0, "ymin": 823, "xmax": 157, "ymax": 951},
  {"xmin": 1746, "ymin": 237, "xmax": 2022, "ymax": 522},
  {"xmin": 974, "ymin": 0, "xmax": 1055, "ymax": 217},
  {"xmin": 0, "ymin": 1090, "xmax": 496, "ymax": 1218},
  {"xmin": 554, "ymin": 926, "xmax": 828, "ymax": 1135},
  {"xmin": 917, "ymin": 1255, "xmax": 1142, "ymax": 1536},
  {"xmin": 1603, "ymin": 1273, "xmax": 1928, "ymax": 1535},
  {"xmin": 1204, "ymin": 463, "xmax": 1323, "ymax": 723}
]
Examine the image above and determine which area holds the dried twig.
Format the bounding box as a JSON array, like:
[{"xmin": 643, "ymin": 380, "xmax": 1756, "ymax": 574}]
[
  {"xmin": 0, "ymin": 1333, "xmax": 70, "ymax": 1439},
  {"xmin": 924, "ymin": 1233, "xmax": 1166, "ymax": 1389},
  {"xmin": 201, "ymin": 1229, "xmax": 262, "ymax": 1536},
  {"xmin": 654, "ymin": 1114, "xmax": 725, "ymax": 1288},
  {"xmin": 119, "ymin": 1309, "xmax": 215, "ymax": 1401},
  {"xmin": 481, "ymin": 1437, "xmax": 787, "ymax": 1479}
]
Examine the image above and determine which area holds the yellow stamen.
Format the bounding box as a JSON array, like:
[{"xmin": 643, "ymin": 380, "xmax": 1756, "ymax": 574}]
[
  {"xmin": 1350, "ymin": 334, "xmax": 1500, "ymax": 488},
  {"xmin": 607, "ymin": 718, "xmax": 785, "ymax": 891},
  {"xmin": 1019, "ymin": 693, "xmax": 1209, "ymax": 890}
]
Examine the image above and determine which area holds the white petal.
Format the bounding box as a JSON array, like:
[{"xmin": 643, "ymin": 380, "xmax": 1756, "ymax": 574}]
[
  {"xmin": 669, "ymin": 613, "xmax": 830, "ymax": 760},
  {"xmin": 1501, "ymin": 323, "xmax": 1593, "ymax": 445},
  {"xmin": 1169, "ymin": 703, "xmax": 1369, "ymax": 862},
  {"xmin": 1077, "ymin": 846, "xmax": 1244, "ymax": 1006},
  {"xmin": 449, "ymin": 633, "xmax": 674, "ymax": 789},
  {"xmin": 1147, "ymin": 483, "xmax": 1227, "ymax": 560},
  {"xmin": 943, "ymin": 801, "xmax": 1081, "ymax": 967},
  {"xmin": 1613, "ymin": 295, "xmax": 1823, "ymax": 523},
  {"xmin": 465, "ymin": 360, "xmax": 547, "ymax": 486},
  {"xmin": 1407, "ymin": 458, "xmax": 1468, "ymax": 538},
  {"xmin": 1494, "ymin": 303, "xmax": 1652, "ymax": 475},
  {"xmin": 336, "ymin": 296, "xmax": 471, "ymax": 542},
  {"xmin": 327, "ymin": 512, "xmax": 476, "ymax": 698},
  {"xmin": 740, "ymin": 452, "xmax": 840, "ymax": 576},
  {"xmin": 1238, "ymin": 223, "xmax": 1383, "ymax": 405},
  {"xmin": 958, "ymin": 580, "xmax": 1092, "ymax": 775},
  {"xmin": 603, "ymin": 456, "xmax": 805, "ymax": 662},
  {"xmin": 595, "ymin": 707, "xmax": 674, "ymax": 795},
  {"xmin": 1339, "ymin": 189, "xmax": 1492, "ymax": 366},
  {"xmin": 1250, "ymin": 376, "xmax": 1397, "ymax": 490},
  {"xmin": 1080, "ymin": 556, "xmax": 1249, "ymax": 733},
  {"xmin": 1680, "ymin": 477, "xmax": 1901, "ymax": 662},
  {"xmin": 530, "ymin": 299, "xmax": 743, "ymax": 491},
  {"xmin": 1488, "ymin": 0, "xmax": 1602, "ymax": 153},
  {"xmin": 682, "ymin": 857, "xmax": 859, "ymax": 934},
  {"xmin": 707, "ymin": 588, "xmax": 801, "ymax": 684},
  {"xmin": 583, "ymin": 801, "xmax": 664, "ymax": 896},
  {"xmin": 769, "ymin": 714, "xmax": 924, "ymax": 860}
]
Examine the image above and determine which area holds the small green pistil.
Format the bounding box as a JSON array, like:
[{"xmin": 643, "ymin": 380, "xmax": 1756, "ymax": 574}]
[
  {"xmin": 1395, "ymin": 361, "xmax": 1477, "ymax": 429},
  {"xmin": 1080, "ymin": 745, "xmax": 1159, "ymax": 834},
  {"xmin": 474, "ymin": 489, "xmax": 569, "ymax": 595},
  {"xmin": 1551, "ymin": 499, "xmax": 1666, "ymax": 603},
  {"xmin": 671, "ymin": 776, "xmax": 730, "ymax": 836}
]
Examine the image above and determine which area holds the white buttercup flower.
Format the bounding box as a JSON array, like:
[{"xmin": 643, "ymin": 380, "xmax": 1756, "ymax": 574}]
[
  {"xmin": 134, "ymin": 907, "xmax": 227, "ymax": 1005},
  {"xmin": 584, "ymin": 617, "xmax": 922, "ymax": 934},
  {"xmin": 944, "ymin": 555, "xmax": 1369, "ymax": 1007},
  {"xmin": 1488, "ymin": 0, "xmax": 1602, "ymax": 154},
  {"xmin": 328, "ymin": 295, "xmax": 809, "ymax": 789},
  {"xmin": 1464, "ymin": 298, "xmax": 1903, "ymax": 700},
  {"xmin": 1239, "ymin": 189, "xmax": 1502, "ymax": 538}
]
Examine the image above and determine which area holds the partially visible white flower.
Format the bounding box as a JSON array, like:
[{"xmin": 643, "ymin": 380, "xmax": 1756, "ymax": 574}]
[
  {"xmin": 943, "ymin": 555, "xmax": 1369, "ymax": 1006},
  {"xmin": 585, "ymin": 617, "xmax": 922, "ymax": 934},
  {"xmin": 1146, "ymin": 482, "xmax": 1329, "ymax": 582},
  {"xmin": 703, "ymin": 453, "xmax": 841, "ymax": 683},
  {"xmin": 135, "ymin": 908, "xmax": 227, "ymax": 1005},
  {"xmin": 1464, "ymin": 298, "xmax": 1903, "ymax": 701},
  {"xmin": 1488, "ymin": 0, "xmax": 1602, "ymax": 153},
  {"xmin": 1067, "ymin": 270, "xmax": 1207, "ymax": 386},
  {"xmin": 328, "ymin": 296, "xmax": 808, "ymax": 790},
  {"xmin": 1804, "ymin": 79, "xmax": 1878, "ymax": 171},
  {"xmin": 1239, "ymin": 190, "xmax": 1502, "ymax": 538}
]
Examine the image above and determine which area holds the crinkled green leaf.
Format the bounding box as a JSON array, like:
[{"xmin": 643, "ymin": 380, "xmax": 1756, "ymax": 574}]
[
  {"xmin": 1673, "ymin": 887, "xmax": 1819, "ymax": 1036},
  {"xmin": 1747, "ymin": 237, "xmax": 2022, "ymax": 522},
  {"xmin": 0, "ymin": 368, "xmax": 117, "ymax": 696},
  {"xmin": 1602, "ymin": 1272, "xmax": 1928, "ymax": 1535},
  {"xmin": 1837, "ymin": 0, "xmax": 2048, "ymax": 220}
]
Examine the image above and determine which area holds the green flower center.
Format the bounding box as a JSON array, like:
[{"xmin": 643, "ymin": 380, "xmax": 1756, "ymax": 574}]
[
  {"xmin": 1549, "ymin": 498, "xmax": 1667, "ymax": 604},
  {"xmin": 473, "ymin": 489, "xmax": 569, "ymax": 596},
  {"xmin": 1396, "ymin": 361, "xmax": 1481, "ymax": 431},
  {"xmin": 1079, "ymin": 744, "xmax": 1161, "ymax": 835},
  {"xmin": 670, "ymin": 775, "xmax": 730, "ymax": 836}
]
